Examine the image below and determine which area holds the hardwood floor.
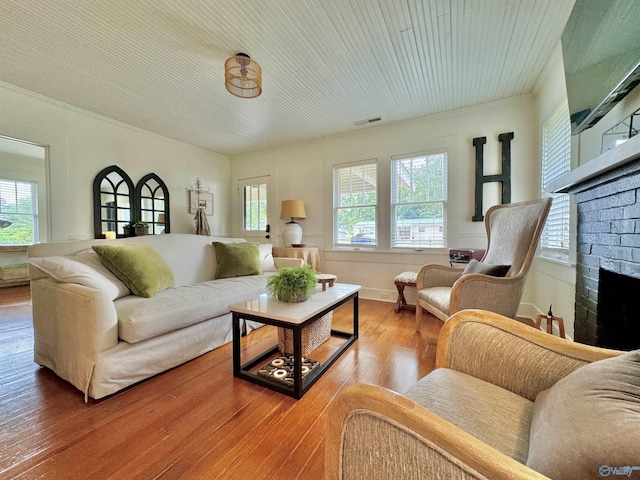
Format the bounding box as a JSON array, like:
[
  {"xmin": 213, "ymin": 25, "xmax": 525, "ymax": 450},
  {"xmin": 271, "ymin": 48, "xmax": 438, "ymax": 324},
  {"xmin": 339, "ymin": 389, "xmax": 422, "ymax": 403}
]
[{"xmin": 0, "ymin": 286, "xmax": 443, "ymax": 479}]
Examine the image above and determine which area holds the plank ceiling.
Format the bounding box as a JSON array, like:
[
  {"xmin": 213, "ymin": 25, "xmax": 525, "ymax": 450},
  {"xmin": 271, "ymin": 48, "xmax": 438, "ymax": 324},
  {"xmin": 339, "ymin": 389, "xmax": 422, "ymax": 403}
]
[{"xmin": 0, "ymin": 0, "xmax": 575, "ymax": 157}]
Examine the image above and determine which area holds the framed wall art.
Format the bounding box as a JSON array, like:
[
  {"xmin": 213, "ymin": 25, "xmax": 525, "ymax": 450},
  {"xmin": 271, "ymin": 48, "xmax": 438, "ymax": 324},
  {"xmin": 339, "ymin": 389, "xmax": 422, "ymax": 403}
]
[{"xmin": 189, "ymin": 190, "xmax": 213, "ymax": 216}]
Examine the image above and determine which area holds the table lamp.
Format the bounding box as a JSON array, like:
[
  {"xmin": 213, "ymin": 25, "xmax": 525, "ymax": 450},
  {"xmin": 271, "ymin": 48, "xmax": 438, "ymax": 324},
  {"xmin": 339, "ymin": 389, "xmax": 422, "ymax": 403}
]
[{"xmin": 280, "ymin": 200, "xmax": 306, "ymax": 246}]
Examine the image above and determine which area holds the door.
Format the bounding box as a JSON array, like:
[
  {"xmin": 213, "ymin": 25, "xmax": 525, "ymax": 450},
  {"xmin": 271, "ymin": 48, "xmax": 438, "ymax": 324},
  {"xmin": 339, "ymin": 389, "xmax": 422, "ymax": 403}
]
[{"xmin": 237, "ymin": 175, "xmax": 271, "ymax": 243}]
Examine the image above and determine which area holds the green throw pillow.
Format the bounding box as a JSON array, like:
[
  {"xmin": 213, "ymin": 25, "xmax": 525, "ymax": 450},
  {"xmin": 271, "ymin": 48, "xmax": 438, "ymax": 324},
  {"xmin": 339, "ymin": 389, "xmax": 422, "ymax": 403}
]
[
  {"xmin": 213, "ymin": 242, "xmax": 262, "ymax": 279},
  {"xmin": 92, "ymin": 244, "xmax": 175, "ymax": 298}
]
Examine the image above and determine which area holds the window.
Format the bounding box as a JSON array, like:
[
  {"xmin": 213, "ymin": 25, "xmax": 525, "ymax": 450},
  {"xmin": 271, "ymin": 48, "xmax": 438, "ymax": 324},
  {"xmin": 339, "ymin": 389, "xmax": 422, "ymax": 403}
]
[
  {"xmin": 0, "ymin": 179, "xmax": 38, "ymax": 245},
  {"xmin": 334, "ymin": 161, "xmax": 377, "ymax": 246},
  {"xmin": 541, "ymin": 102, "xmax": 571, "ymax": 259},
  {"xmin": 243, "ymin": 182, "xmax": 267, "ymax": 231},
  {"xmin": 391, "ymin": 152, "xmax": 447, "ymax": 248}
]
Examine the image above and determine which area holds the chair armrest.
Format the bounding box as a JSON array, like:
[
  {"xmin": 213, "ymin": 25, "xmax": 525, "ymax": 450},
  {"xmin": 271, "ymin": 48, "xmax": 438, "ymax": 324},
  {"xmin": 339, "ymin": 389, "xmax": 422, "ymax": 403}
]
[
  {"xmin": 325, "ymin": 383, "xmax": 549, "ymax": 480},
  {"xmin": 449, "ymin": 273, "xmax": 525, "ymax": 318},
  {"xmin": 416, "ymin": 263, "xmax": 464, "ymax": 289},
  {"xmin": 436, "ymin": 309, "xmax": 621, "ymax": 401},
  {"xmin": 273, "ymin": 257, "xmax": 304, "ymax": 269}
]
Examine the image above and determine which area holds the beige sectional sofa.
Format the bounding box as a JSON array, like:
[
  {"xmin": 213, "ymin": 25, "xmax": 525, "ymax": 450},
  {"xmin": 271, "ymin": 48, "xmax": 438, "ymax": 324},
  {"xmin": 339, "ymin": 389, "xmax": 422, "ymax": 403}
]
[{"xmin": 28, "ymin": 234, "xmax": 301, "ymax": 400}]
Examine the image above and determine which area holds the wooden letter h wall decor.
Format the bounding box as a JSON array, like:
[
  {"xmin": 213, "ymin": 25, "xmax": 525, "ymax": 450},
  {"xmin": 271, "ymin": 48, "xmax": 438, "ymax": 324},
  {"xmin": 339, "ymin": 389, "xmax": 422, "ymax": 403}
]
[{"xmin": 472, "ymin": 132, "xmax": 514, "ymax": 221}]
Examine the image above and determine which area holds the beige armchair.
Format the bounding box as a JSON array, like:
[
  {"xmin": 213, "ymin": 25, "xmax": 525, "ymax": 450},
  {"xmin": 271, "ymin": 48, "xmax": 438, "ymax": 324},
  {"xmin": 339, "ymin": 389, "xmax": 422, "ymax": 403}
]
[
  {"xmin": 325, "ymin": 309, "xmax": 625, "ymax": 480},
  {"xmin": 415, "ymin": 198, "xmax": 551, "ymax": 330}
]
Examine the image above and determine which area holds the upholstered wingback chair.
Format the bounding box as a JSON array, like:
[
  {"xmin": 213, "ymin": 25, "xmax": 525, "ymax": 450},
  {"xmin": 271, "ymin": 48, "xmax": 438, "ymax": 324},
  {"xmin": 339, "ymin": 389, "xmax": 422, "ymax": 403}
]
[{"xmin": 415, "ymin": 198, "xmax": 551, "ymax": 330}]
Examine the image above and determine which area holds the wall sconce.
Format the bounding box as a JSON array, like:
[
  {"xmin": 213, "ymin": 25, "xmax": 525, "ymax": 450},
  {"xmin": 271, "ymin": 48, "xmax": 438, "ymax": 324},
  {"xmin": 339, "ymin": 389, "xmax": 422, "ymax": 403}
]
[{"xmin": 280, "ymin": 200, "xmax": 307, "ymax": 247}]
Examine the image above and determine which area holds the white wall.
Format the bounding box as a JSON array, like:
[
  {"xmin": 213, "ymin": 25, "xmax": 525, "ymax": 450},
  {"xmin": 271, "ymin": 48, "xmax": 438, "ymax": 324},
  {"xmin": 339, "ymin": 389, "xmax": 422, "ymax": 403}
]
[
  {"xmin": 231, "ymin": 95, "xmax": 540, "ymax": 304},
  {"xmin": 0, "ymin": 82, "xmax": 231, "ymax": 242}
]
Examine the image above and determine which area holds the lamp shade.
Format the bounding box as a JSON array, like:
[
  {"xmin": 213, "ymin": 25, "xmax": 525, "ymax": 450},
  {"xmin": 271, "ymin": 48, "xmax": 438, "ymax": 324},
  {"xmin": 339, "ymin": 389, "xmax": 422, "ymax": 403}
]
[
  {"xmin": 280, "ymin": 200, "xmax": 307, "ymax": 220},
  {"xmin": 225, "ymin": 53, "xmax": 262, "ymax": 99},
  {"xmin": 157, "ymin": 213, "xmax": 165, "ymax": 224}
]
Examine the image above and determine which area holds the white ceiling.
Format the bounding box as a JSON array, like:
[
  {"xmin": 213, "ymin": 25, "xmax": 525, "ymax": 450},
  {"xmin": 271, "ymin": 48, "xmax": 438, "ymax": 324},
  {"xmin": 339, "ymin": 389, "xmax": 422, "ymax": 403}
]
[{"xmin": 0, "ymin": 0, "xmax": 575, "ymax": 157}]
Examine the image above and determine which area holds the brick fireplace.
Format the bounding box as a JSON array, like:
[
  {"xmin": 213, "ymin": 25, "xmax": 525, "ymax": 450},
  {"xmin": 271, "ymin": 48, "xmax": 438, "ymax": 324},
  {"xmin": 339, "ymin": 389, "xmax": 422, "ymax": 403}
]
[{"xmin": 551, "ymin": 135, "xmax": 640, "ymax": 349}]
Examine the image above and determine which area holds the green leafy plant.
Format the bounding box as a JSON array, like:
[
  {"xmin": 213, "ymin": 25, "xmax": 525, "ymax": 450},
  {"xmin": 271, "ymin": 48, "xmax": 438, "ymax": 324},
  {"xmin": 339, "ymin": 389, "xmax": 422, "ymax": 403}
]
[
  {"xmin": 132, "ymin": 221, "xmax": 148, "ymax": 228},
  {"xmin": 266, "ymin": 264, "xmax": 318, "ymax": 303}
]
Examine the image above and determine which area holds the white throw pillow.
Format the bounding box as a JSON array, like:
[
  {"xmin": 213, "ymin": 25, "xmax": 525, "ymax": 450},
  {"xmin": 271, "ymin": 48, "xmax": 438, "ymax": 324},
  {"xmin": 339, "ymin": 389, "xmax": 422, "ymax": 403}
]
[
  {"xmin": 30, "ymin": 251, "xmax": 130, "ymax": 300},
  {"xmin": 259, "ymin": 243, "xmax": 277, "ymax": 272}
]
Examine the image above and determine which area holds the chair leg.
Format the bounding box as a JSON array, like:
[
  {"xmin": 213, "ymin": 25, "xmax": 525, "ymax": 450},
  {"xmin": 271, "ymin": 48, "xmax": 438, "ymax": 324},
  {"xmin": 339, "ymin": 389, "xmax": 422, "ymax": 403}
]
[{"xmin": 415, "ymin": 304, "xmax": 423, "ymax": 333}]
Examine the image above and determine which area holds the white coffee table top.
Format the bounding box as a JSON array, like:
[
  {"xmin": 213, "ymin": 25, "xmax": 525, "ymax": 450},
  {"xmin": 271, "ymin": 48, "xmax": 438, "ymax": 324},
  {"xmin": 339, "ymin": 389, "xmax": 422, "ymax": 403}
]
[{"xmin": 229, "ymin": 283, "xmax": 360, "ymax": 325}]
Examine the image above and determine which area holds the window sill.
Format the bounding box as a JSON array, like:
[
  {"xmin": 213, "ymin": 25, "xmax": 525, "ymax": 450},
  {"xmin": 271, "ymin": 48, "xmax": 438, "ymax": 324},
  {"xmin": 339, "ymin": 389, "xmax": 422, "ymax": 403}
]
[
  {"xmin": 328, "ymin": 246, "xmax": 448, "ymax": 254},
  {"xmin": 0, "ymin": 245, "xmax": 30, "ymax": 252},
  {"xmin": 537, "ymin": 253, "xmax": 574, "ymax": 268}
]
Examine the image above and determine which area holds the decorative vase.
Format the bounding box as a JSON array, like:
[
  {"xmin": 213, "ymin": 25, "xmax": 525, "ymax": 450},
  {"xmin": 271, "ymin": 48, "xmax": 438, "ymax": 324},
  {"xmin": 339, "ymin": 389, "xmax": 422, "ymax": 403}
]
[{"xmin": 282, "ymin": 221, "xmax": 302, "ymax": 247}]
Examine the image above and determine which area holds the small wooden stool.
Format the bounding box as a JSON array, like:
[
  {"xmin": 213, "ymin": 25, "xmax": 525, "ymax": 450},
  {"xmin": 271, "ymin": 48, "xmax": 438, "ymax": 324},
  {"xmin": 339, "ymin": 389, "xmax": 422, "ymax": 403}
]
[
  {"xmin": 535, "ymin": 313, "xmax": 566, "ymax": 338},
  {"xmin": 394, "ymin": 271, "xmax": 417, "ymax": 313},
  {"xmin": 316, "ymin": 274, "xmax": 337, "ymax": 291}
]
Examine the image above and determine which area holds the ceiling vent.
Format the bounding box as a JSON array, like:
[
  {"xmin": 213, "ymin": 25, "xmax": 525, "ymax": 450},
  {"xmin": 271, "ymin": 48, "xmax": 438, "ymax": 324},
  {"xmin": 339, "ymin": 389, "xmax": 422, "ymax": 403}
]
[{"xmin": 353, "ymin": 117, "xmax": 382, "ymax": 126}]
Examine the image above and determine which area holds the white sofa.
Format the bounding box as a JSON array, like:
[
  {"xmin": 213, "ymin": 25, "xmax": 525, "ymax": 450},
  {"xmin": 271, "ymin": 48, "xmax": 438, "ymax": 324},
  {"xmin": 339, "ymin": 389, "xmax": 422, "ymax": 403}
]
[{"xmin": 28, "ymin": 234, "xmax": 301, "ymax": 400}]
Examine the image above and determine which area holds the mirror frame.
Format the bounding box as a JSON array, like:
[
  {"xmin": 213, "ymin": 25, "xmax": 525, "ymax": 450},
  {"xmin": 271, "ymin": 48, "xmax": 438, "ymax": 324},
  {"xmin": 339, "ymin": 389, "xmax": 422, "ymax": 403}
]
[
  {"xmin": 92, "ymin": 165, "xmax": 135, "ymax": 239},
  {"xmin": 135, "ymin": 173, "xmax": 170, "ymax": 234}
]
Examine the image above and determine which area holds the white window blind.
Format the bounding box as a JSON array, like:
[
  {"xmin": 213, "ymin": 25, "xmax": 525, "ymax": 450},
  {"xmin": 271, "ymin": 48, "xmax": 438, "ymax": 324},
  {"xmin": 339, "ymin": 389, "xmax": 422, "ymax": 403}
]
[
  {"xmin": 333, "ymin": 161, "xmax": 377, "ymax": 246},
  {"xmin": 391, "ymin": 152, "xmax": 447, "ymax": 248},
  {"xmin": 0, "ymin": 179, "xmax": 38, "ymax": 245},
  {"xmin": 541, "ymin": 102, "xmax": 571, "ymax": 258}
]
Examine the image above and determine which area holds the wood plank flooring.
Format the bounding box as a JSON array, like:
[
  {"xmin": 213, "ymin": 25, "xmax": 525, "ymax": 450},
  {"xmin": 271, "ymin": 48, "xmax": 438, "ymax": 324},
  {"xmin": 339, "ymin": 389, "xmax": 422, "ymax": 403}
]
[{"xmin": 0, "ymin": 285, "xmax": 442, "ymax": 479}]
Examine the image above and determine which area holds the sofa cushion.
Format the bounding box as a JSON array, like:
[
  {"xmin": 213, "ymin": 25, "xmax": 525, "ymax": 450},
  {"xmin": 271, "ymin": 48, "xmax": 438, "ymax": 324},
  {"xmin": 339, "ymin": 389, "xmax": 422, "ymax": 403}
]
[
  {"xmin": 405, "ymin": 368, "xmax": 533, "ymax": 464},
  {"xmin": 259, "ymin": 243, "xmax": 277, "ymax": 272},
  {"xmin": 461, "ymin": 259, "xmax": 510, "ymax": 277},
  {"xmin": 526, "ymin": 350, "xmax": 640, "ymax": 479},
  {"xmin": 93, "ymin": 244, "xmax": 175, "ymax": 298},
  {"xmin": 115, "ymin": 275, "xmax": 268, "ymax": 343},
  {"xmin": 213, "ymin": 242, "xmax": 261, "ymax": 279},
  {"xmin": 29, "ymin": 251, "xmax": 130, "ymax": 300}
]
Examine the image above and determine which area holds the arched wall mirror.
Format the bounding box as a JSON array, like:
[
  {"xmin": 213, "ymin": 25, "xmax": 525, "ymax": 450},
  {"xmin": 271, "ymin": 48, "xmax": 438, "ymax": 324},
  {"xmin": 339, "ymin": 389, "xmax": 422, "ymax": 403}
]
[
  {"xmin": 135, "ymin": 173, "xmax": 170, "ymax": 234},
  {"xmin": 93, "ymin": 165, "xmax": 134, "ymax": 238},
  {"xmin": 93, "ymin": 166, "xmax": 170, "ymax": 238}
]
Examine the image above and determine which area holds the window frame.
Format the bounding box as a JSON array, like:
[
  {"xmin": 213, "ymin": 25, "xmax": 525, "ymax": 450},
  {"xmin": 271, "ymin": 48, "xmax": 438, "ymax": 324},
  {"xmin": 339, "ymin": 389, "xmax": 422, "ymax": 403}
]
[
  {"xmin": 0, "ymin": 178, "xmax": 39, "ymax": 246},
  {"xmin": 333, "ymin": 160, "xmax": 378, "ymax": 248},
  {"xmin": 238, "ymin": 176, "xmax": 270, "ymax": 235},
  {"xmin": 540, "ymin": 101, "xmax": 572, "ymax": 262},
  {"xmin": 390, "ymin": 150, "xmax": 448, "ymax": 249}
]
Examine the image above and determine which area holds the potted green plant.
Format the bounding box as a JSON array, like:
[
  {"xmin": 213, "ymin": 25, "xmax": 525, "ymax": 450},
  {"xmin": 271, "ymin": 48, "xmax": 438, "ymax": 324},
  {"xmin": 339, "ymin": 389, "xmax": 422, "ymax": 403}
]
[
  {"xmin": 266, "ymin": 264, "xmax": 318, "ymax": 303},
  {"xmin": 132, "ymin": 221, "xmax": 149, "ymax": 236}
]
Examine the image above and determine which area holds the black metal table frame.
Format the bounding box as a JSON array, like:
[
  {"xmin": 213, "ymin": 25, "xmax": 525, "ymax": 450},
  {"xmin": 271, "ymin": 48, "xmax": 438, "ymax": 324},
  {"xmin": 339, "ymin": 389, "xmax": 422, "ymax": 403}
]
[{"xmin": 232, "ymin": 291, "xmax": 358, "ymax": 399}]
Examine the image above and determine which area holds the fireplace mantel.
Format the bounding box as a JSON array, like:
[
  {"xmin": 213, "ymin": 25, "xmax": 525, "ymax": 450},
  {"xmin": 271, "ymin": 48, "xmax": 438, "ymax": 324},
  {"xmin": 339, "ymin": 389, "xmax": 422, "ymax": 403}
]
[{"xmin": 549, "ymin": 133, "xmax": 640, "ymax": 193}]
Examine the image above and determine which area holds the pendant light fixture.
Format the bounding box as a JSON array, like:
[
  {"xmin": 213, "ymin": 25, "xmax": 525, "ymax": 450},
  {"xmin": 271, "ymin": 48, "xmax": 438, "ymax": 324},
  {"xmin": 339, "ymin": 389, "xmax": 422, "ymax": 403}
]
[{"xmin": 224, "ymin": 53, "xmax": 262, "ymax": 98}]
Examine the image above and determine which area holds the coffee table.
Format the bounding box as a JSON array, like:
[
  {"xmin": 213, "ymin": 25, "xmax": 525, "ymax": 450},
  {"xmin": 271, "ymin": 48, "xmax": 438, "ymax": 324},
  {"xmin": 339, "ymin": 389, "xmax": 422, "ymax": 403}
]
[{"xmin": 230, "ymin": 283, "xmax": 360, "ymax": 399}]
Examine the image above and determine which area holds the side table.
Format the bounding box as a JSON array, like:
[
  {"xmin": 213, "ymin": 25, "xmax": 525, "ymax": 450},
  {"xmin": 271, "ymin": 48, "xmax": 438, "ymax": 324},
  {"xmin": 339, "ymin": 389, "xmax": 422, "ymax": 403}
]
[{"xmin": 273, "ymin": 246, "xmax": 321, "ymax": 272}]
